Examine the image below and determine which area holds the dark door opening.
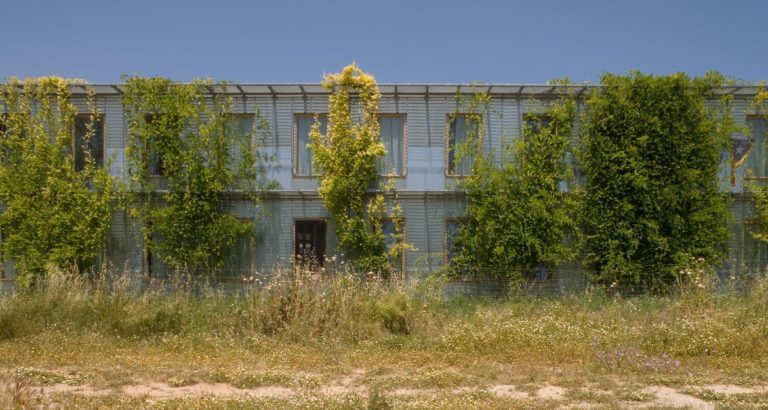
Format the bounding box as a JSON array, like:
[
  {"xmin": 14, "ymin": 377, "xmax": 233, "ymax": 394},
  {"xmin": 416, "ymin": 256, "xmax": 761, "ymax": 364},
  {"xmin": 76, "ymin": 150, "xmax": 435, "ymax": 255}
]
[{"xmin": 294, "ymin": 220, "xmax": 327, "ymax": 267}]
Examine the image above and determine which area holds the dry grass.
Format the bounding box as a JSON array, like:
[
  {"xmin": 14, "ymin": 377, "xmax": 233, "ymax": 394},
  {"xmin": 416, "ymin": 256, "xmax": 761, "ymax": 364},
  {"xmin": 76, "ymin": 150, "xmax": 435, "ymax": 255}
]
[{"xmin": 0, "ymin": 267, "xmax": 767, "ymax": 408}]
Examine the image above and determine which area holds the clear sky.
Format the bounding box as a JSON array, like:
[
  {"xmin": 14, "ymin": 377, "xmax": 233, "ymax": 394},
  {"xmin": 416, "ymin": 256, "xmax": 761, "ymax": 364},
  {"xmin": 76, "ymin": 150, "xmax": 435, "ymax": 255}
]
[{"xmin": 2, "ymin": 0, "xmax": 766, "ymax": 85}]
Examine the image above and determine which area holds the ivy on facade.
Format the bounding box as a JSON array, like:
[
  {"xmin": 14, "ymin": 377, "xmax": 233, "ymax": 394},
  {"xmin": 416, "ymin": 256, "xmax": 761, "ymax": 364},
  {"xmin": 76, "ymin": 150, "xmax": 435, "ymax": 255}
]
[
  {"xmin": 309, "ymin": 64, "xmax": 408, "ymax": 274},
  {"xmin": 452, "ymin": 86, "xmax": 577, "ymax": 281},
  {"xmin": 747, "ymin": 82, "xmax": 768, "ymax": 244},
  {"xmin": 579, "ymin": 72, "xmax": 737, "ymax": 291},
  {"xmin": 0, "ymin": 77, "xmax": 116, "ymax": 285},
  {"xmin": 122, "ymin": 77, "xmax": 261, "ymax": 276}
]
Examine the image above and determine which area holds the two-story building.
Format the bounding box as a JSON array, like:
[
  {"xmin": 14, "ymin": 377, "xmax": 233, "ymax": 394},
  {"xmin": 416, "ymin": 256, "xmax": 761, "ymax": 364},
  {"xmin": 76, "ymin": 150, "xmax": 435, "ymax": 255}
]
[{"xmin": 2, "ymin": 83, "xmax": 767, "ymax": 289}]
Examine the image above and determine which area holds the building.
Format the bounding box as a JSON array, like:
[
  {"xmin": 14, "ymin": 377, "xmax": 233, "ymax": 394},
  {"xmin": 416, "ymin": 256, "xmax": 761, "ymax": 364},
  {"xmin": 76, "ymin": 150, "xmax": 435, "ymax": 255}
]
[{"xmin": 1, "ymin": 83, "xmax": 767, "ymax": 288}]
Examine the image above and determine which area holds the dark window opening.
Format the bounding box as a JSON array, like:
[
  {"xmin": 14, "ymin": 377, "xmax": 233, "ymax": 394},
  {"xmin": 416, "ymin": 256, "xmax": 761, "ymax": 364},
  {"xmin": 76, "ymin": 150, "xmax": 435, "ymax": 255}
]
[
  {"xmin": 445, "ymin": 218, "xmax": 467, "ymax": 266},
  {"xmin": 73, "ymin": 114, "xmax": 104, "ymax": 171},
  {"xmin": 447, "ymin": 114, "xmax": 480, "ymax": 176},
  {"xmin": 746, "ymin": 117, "xmax": 768, "ymax": 178},
  {"xmin": 382, "ymin": 218, "xmax": 405, "ymax": 272},
  {"xmin": 294, "ymin": 220, "xmax": 327, "ymax": 267},
  {"xmin": 295, "ymin": 114, "xmax": 327, "ymax": 176},
  {"xmin": 523, "ymin": 113, "xmax": 552, "ymax": 141}
]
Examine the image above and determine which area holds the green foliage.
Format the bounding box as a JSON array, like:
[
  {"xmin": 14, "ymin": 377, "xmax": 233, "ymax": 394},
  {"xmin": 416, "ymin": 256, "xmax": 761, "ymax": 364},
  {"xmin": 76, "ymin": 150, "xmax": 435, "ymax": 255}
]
[
  {"xmin": 746, "ymin": 82, "xmax": 768, "ymax": 243},
  {"xmin": 579, "ymin": 71, "xmax": 735, "ymax": 291},
  {"xmin": 452, "ymin": 87, "xmax": 577, "ymax": 280},
  {"xmin": 122, "ymin": 77, "xmax": 263, "ymax": 276},
  {"xmin": 0, "ymin": 77, "xmax": 116, "ymax": 285},
  {"xmin": 309, "ymin": 64, "xmax": 408, "ymax": 274}
]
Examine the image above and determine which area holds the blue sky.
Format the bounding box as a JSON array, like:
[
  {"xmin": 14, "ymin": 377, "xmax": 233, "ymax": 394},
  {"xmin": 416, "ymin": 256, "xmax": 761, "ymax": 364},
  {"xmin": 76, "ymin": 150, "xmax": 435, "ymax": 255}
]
[{"xmin": 2, "ymin": 0, "xmax": 766, "ymax": 84}]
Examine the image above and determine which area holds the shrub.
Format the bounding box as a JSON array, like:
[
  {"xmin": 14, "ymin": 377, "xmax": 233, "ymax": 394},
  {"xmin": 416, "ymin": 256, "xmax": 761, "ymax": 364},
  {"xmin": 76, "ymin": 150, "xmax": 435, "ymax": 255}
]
[
  {"xmin": 0, "ymin": 77, "xmax": 116, "ymax": 285},
  {"xmin": 579, "ymin": 72, "xmax": 736, "ymax": 291}
]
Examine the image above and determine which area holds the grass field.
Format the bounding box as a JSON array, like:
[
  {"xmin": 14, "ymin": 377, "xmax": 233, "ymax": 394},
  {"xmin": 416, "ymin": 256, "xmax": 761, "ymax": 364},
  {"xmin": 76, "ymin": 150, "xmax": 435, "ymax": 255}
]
[{"xmin": 1, "ymin": 269, "xmax": 767, "ymax": 409}]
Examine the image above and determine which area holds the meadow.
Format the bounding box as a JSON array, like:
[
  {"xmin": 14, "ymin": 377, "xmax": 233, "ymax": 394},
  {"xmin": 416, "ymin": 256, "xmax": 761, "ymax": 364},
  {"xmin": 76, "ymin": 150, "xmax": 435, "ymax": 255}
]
[{"xmin": 0, "ymin": 268, "xmax": 767, "ymax": 409}]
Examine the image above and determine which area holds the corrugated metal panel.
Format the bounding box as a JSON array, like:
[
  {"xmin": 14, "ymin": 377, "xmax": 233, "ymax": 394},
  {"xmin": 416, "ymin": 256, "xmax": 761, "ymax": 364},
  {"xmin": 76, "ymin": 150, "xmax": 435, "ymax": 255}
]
[
  {"xmin": 487, "ymin": 98, "xmax": 503, "ymax": 160},
  {"xmin": 251, "ymin": 96, "xmax": 275, "ymax": 145},
  {"xmin": 307, "ymin": 96, "xmax": 327, "ymax": 113},
  {"xmin": 404, "ymin": 197, "xmax": 428, "ymax": 271},
  {"xmin": 275, "ymin": 96, "xmax": 298, "ymax": 148},
  {"xmin": 403, "ymin": 97, "xmax": 427, "ymax": 147},
  {"xmin": 379, "ymin": 96, "xmax": 395, "ymax": 113},
  {"xmin": 104, "ymin": 96, "xmax": 124, "ymax": 149},
  {"xmin": 428, "ymin": 96, "xmax": 450, "ymax": 149}
]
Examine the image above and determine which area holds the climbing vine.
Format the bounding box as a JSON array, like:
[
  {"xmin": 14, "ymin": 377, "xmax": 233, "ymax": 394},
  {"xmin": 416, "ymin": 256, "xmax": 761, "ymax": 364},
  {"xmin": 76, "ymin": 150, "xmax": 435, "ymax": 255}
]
[
  {"xmin": 747, "ymin": 81, "xmax": 768, "ymax": 244},
  {"xmin": 0, "ymin": 77, "xmax": 116, "ymax": 285},
  {"xmin": 451, "ymin": 84, "xmax": 577, "ymax": 281},
  {"xmin": 579, "ymin": 71, "xmax": 736, "ymax": 291},
  {"xmin": 309, "ymin": 64, "xmax": 407, "ymax": 274},
  {"xmin": 122, "ymin": 77, "xmax": 262, "ymax": 276}
]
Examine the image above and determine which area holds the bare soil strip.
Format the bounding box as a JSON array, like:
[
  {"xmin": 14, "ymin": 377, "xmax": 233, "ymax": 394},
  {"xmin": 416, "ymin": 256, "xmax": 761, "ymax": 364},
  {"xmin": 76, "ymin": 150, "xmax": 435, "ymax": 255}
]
[{"xmin": 25, "ymin": 379, "xmax": 767, "ymax": 408}]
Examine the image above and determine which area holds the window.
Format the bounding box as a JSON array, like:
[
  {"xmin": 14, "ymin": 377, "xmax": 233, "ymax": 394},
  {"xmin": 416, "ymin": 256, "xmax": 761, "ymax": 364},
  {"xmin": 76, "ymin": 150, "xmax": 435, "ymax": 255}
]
[
  {"xmin": 744, "ymin": 217, "xmax": 768, "ymax": 274},
  {"xmin": 226, "ymin": 114, "xmax": 254, "ymax": 172},
  {"xmin": 294, "ymin": 114, "xmax": 327, "ymax": 176},
  {"xmin": 144, "ymin": 114, "xmax": 166, "ymax": 176},
  {"xmin": 522, "ymin": 113, "xmax": 552, "ymax": 141},
  {"xmin": 381, "ymin": 218, "xmax": 405, "ymax": 271},
  {"xmin": 0, "ymin": 114, "xmax": 27, "ymax": 164},
  {"xmin": 294, "ymin": 219, "xmax": 327, "ymax": 267},
  {"xmin": 445, "ymin": 218, "xmax": 467, "ymax": 266},
  {"xmin": 72, "ymin": 114, "xmax": 104, "ymax": 171},
  {"xmin": 378, "ymin": 115, "xmax": 406, "ymax": 176},
  {"xmin": 0, "ymin": 234, "xmax": 17, "ymax": 280},
  {"xmin": 221, "ymin": 221, "xmax": 254, "ymax": 279},
  {"xmin": 746, "ymin": 117, "xmax": 768, "ymax": 178},
  {"xmin": 145, "ymin": 223, "xmax": 169, "ymax": 279},
  {"xmin": 447, "ymin": 114, "xmax": 480, "ymax": 176},
  {"xmin": 0, "ymin": 114, "xmax": 8, "ymax": 164}
]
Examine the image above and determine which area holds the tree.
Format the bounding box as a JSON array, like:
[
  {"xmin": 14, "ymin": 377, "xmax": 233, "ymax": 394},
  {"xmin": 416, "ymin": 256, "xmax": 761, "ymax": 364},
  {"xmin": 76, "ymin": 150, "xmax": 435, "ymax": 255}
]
[
  {"xmin": 452, "ymin": 87, "xmax": 577, "ymax": 281},
  {"xmin": 579, "ymin": 72, "xmax": 735, "ymax": 290},
  {"xmin": 0, "ymin": 77, "xmax": 116, "ymax": 286},
  {"xmin": 309, "ymin": 64, "xmax": 407, "ymax": 274},
  {"xmin": 122, "ymin": 77, "xmax": 264, "ymax": 276}
]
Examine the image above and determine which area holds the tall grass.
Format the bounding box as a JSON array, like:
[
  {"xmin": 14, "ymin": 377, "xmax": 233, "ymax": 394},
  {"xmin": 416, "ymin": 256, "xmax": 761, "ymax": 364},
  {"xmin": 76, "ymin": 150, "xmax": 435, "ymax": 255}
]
[
  {"xmin": 0, "ymin": 266, "xmax": 767, "ymax": 369},
  {"xmin": 0, "ymin": 267, "xmax": 444, "ymax": 343}
]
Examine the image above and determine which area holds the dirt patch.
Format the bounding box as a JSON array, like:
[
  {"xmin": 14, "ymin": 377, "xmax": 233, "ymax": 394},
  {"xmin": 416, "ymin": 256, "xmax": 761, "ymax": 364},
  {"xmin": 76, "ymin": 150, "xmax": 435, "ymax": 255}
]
[
  {"xmin": 488, "ymin": 384, "xmax": 529, "ymax": 399},
  {"xmin": 391, "ymin": 387, "xmax": 425, "ymax": 397},
  {"xmin": 44, "ymin": 382, "xmax": 295, "ymax": 399},
  {"xmin": 537, "ymin": 385, "xmax": 565, "ymax": 400},
  {"xmin": 702, "ymin": 384, "xmax": 762, "ymax": 394},
  {"xmin": 44, "ymin": 383, "xmax": 111, "ymax": 397},
  {"xmin": 28, "ymin": 377, "xmax": 768, "ymax": 408},
  {"xmin": 642, "ymin": 386, "xmax": 713, "ymax": 410}
]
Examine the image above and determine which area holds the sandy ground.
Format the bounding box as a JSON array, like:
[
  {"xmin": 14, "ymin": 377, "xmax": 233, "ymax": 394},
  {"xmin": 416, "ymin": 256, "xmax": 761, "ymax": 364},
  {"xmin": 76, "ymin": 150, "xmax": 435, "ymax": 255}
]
[{"xmin": 15, "ymin": 375, "xmax": 763, "ymax": 408}]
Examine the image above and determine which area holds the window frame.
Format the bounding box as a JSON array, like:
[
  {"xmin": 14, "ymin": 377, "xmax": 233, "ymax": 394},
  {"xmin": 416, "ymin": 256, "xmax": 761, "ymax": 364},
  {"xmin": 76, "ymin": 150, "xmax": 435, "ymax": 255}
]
[
  {"xmin": 293, "ymin": 113, "xmax": 328, "ymax": 177},
  {"xmin": 377, "ymin": 113, "xmax": 407, "ymax": 177},
  {"xmin": 71, "ymin": 113, "xmax": 105, "ymax": 171},
  {"xmin": 445, "ymin": 113, "xmax": 482, "ymax": 177}
]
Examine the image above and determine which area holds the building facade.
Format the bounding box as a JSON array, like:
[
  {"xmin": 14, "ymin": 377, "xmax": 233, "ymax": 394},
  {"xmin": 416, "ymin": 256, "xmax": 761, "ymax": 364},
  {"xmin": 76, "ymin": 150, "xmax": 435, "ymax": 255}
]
[{"xmin": 2, "ymin": 84, "xmax": 767, "ymax": 287}]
